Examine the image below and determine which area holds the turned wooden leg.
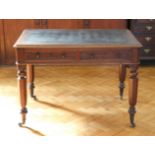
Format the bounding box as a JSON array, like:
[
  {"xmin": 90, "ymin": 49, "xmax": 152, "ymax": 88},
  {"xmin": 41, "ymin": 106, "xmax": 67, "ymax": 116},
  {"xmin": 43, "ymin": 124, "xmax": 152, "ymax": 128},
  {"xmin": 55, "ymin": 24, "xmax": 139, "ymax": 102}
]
[
  {"xmin": 17, "ymin": 64, "xmax": 27, "ymax": 126},
  {"xmin": 119, "ymin": 65, "xmax": 126, "ymax": 99},
  {"xmin": 27, "ymin": 64, "xmax": 36, "ymax": 100},
  {"xmin": 128, "ymin": 64, "xmax": 139, "ymax": 128}
]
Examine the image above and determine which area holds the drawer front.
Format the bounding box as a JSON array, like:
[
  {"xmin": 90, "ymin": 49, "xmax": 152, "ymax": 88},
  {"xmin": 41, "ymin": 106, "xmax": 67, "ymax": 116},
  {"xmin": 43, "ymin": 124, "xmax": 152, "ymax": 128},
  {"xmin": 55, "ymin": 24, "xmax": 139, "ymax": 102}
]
[
  {"xmin": 24, "ymin": 49, "xmax": 77, "ymax": 62},
  {"xmin": 135, "ymin": 35, "xmax": 155, "ymax": 46},
  {"xmin": 17, "ymin": 48, "xmax": 138, "ymax": 64},
  {"xmin": 131, "ymin": 24, "xmax": 155, "ymax": 33},
  {"xmin": 140, "ymin": 46, "xmax": 155, "ymax": 59},
  {"xmin": 80, "ymin": 49, "xmax": 136, "ymax": 63}
]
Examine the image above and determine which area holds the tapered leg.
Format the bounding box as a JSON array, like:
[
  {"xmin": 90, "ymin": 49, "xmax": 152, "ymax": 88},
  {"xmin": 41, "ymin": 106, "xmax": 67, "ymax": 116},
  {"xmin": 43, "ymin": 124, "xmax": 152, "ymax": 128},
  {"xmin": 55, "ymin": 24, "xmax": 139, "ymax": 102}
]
[
  {"xmin": 17, "ymin": 64, "xmax": 27, "ymax": 126},
  {"xmin": 128, "ymin": 64, "xmax": 139, "ymax": 128},
  {"xmin": 27, "ymin": 64, "xmax": 36, "ymax": 100},
  {"xmin": 119, "ymin": 65, "xmax": 126, "ymax": 99}
]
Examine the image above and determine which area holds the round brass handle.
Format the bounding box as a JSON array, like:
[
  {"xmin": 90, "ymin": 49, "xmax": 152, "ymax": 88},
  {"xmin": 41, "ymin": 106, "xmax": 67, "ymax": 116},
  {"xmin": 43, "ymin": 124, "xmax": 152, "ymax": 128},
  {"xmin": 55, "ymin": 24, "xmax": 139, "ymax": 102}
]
[
  {"xmin": 145, "ymin": 37, "xmax": 152, "ymax": 42},
  {"xmin": 144, "ymin": 48, "xmax": 151, "ymax": 54},
  {"xmin": 146, "ymin": 25, "xmax": 153, "ymax": 31},
  {"xmin": 35, "ymin": 52, "xmax": 40, "ymax": 59}
]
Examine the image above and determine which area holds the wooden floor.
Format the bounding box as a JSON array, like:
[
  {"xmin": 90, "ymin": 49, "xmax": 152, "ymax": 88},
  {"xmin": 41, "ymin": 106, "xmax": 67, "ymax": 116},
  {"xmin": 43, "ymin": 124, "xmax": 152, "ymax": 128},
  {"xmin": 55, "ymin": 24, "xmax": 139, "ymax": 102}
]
[{"xmin": 0, "ymin": 65, "xmax": 155, "ymax": 136}]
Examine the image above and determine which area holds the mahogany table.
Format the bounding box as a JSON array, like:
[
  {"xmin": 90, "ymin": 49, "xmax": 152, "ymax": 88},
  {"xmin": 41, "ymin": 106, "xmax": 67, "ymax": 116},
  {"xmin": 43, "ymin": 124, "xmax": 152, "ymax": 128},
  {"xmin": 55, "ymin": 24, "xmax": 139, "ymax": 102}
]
[{"xmin": 14, "ymin": 29, "xmax": 142, "ymax": 128}]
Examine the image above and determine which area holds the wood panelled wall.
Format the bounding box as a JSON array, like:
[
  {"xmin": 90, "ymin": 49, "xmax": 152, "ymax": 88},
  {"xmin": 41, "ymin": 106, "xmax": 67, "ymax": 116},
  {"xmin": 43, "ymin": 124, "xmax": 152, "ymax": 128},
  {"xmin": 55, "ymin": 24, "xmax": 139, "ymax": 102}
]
[
  {"xmin": 0, "ymin": 19, "xmax": 127, "ymax": 65},
  {"xmin": 0, "ymin": 19, "xmax": 5, "ymax": 65}
]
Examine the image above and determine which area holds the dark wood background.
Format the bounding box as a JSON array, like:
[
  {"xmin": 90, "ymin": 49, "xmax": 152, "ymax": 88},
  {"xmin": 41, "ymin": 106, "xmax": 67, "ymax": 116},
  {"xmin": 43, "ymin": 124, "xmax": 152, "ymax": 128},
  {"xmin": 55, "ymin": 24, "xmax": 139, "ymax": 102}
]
[{"xmin": 1, "ymin": 19, "xmax": 153, "ymax": 65}]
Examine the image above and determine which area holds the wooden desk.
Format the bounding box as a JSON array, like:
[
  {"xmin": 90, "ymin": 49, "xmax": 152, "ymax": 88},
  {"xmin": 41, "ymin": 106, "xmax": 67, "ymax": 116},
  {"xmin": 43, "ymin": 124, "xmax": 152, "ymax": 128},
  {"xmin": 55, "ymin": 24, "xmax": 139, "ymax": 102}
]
[{"xmin": 14, "ymin": 29, "xmax": 142, "ymax": 128}]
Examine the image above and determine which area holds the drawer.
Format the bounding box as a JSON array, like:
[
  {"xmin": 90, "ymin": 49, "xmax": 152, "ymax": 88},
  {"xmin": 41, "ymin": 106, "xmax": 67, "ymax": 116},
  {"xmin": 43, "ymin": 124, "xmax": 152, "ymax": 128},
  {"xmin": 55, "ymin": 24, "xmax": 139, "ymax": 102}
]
[
  {"xmin": 131, "ymin": 24, "xmax": 155, "ymax": 33},
  {"xmin": 132, "ymin": 19, "xmax": 155, "ymax": 24},
  {"xmin": 24, "ymin": 49, "xmax": 77, "ymax": 62},
  {"xmin": 79, "ymin": 49, "xmax": 135, "ymax": 63},
  {"xmin": 140, "ymin": 46, "xmax": 155, "ymax": 58},
  {"xmin": 135, "ymin": 35, "xmax": 155, "ymax": 46},
  {"xmin": 17, "ymin": 48, "xmax": 139, "ymax": 64}
]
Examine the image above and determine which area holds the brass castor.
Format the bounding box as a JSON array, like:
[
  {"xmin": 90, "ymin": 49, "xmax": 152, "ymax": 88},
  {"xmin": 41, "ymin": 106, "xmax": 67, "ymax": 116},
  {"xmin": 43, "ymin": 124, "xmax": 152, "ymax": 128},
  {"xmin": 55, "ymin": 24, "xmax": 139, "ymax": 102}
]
[{"xmin": 128, "ymin": 106, "xmax": 136, "ymax": 128}]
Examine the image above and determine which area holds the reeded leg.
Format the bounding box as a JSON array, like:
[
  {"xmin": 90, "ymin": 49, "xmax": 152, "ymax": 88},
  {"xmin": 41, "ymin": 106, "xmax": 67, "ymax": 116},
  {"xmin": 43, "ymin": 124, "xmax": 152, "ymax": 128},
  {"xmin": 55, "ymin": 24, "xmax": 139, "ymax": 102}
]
[
  {"xmin": 17, "ymin": 64, "xmax": 27, "ymax": 126},
  {"xmin": 119, "ymin": 65, "xmax": 126, "ymax": 99},
  {"xmin": 27, "ymin": 64, "xmax": 36, "ymax": 100},
  {"xmin": 128, "ymin": 64, "xmax": 139, "ymax": 128}
]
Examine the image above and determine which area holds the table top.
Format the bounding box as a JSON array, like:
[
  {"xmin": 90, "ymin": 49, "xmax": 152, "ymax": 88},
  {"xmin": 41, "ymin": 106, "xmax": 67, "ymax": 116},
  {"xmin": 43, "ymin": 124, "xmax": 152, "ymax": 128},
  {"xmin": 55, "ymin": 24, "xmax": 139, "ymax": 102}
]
[{"xmin": 14, "ymin": 29, "xmax": 142, "ymax": 48}]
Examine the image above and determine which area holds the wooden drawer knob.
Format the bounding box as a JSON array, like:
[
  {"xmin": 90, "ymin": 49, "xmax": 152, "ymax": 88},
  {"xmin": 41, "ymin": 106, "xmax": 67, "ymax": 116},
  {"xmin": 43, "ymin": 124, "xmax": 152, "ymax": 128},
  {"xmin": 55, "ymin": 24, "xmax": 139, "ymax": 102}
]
[
  {"xmin": 145, "ymin": 25, "xmax": 153, "ymax": 31},
  {"xmin": 144, "ymin": 48, "xmax": 151, "ymax": 54},
  {"xmin": 35, "ymin": 52, "xmax": 40, "ymax": 59},
  {"xmin": 145, "ymin": 37, "xmax": 152, "ymax": 42},
  {"xmin": 61, "ymin": 53, "xmax": 66, "ymax": 59}
]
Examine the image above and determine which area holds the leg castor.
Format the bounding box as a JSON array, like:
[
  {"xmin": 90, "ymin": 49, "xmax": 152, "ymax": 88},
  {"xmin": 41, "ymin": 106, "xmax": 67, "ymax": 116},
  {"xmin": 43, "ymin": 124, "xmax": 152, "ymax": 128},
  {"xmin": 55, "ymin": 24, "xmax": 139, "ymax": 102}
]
[
  {"xmin": 18, "ymin": 107, "xmax": 28, "ymax": 127},
  {"xmin": 128, "ymin": 106, "xmax": 136, "ymax": 128}
]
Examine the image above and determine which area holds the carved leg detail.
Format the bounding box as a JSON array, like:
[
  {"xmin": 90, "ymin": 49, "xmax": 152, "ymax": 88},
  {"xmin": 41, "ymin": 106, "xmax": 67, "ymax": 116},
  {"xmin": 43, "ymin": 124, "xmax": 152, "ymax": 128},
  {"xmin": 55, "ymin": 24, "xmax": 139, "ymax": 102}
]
[
  {"xmin": 128, "ymin": 64, "xmax": 139, "ymax": 128},
  {"xmin": 27, "ymin": 65, "xmax": 36, "ymax": 100},
  {"xmin": 119, "ymin": 65, "xmax": 126, "ymax": 99},
  {"xmin": 17, "ymin": 64, "xmax": 27, "ymax": 126}
]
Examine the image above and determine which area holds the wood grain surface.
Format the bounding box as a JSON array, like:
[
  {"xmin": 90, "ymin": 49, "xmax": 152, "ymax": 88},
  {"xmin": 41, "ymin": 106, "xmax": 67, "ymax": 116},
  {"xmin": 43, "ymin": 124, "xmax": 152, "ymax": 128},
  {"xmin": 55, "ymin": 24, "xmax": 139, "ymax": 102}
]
[{"xmin": 0, "ymin": 66, "xmax": 155, "ymax": 136}]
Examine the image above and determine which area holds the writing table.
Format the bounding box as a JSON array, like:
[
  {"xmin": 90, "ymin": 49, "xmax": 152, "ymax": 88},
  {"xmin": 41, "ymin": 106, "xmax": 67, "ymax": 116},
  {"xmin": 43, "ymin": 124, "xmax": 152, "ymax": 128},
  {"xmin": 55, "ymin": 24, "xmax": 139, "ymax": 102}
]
[{"xmin": 14, "ymin": 29, "xmax": 142, "ymax": 127}]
